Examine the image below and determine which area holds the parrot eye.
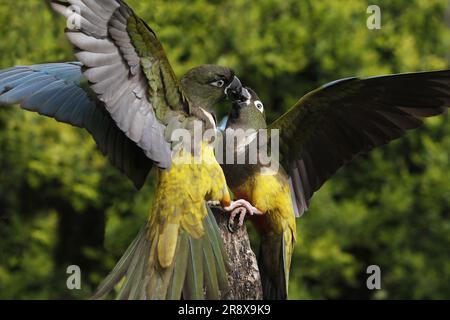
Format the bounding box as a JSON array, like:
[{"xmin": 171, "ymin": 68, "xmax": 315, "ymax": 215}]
[
  {"xmin": 210, "ymin": 80, "xmax": 225, "ymax": 88},
  {"xmin": 255, "ymin": 100, "xmax": 264, "ymax": 113}
]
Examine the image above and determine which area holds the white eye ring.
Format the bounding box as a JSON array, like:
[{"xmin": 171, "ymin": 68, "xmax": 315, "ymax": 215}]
[
  {"xmin": 255, "ymin": 100, "xmax": 264, "ymax": 113},
  {"xmin": 210, "ymin": 80, "xmax": 225, "ymax": 88}
]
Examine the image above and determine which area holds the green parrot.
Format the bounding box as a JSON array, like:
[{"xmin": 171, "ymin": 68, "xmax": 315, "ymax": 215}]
[
  {"xmin": 221, "ymin": 70, "xmax": 450, "ymax": 299},
  {"xmin": 0, "ymin": 0, "xmax": 254, "ymax": 300}
]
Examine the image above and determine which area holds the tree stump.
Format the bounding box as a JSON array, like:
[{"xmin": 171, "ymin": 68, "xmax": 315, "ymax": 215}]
[{"xmin": 212, "ymin": 208, "xmax": 263, "ymax": 300}]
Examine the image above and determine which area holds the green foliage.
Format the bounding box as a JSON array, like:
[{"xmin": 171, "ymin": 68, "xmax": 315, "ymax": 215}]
[{"xmin": 0, "ymin": 0, "xmax": 449, "ymax": 299}]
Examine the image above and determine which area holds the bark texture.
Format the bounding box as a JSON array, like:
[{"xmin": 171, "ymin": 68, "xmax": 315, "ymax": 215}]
[{"xmin": 212, "ymin": 208, "xmax": 263, "ymax": 300}]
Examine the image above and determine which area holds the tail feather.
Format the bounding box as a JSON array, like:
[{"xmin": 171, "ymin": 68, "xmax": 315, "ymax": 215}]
[
  {"xmin": 183, "ymin": 237, "xmax": 205, "ymax": 300},
  {"xmin": 117, "ymin": 234, "xmax": 150, "ymax": 300},
  {"xmin": 166, "ymin": 232, "xmax": 189, "ymax": 299},
  {"xmin": 258, "ymin": 233, "xmax": 291, "ymax": 300},
  {"xmin": 202, "ymin": 237, "xmax": 220, "ymax": 299},
  {"xmin": 204, "ymin": 206, "xmax": 229, "ymax": 290},
  {"xmin": 91, "ymin": 224, "xmax": 147, "ymax": 299},
  {"xmin": 145, "ymin": 226, "xmax": 178, "ymax": 300},
  {"xmin": 91, "ymin": 203, "xmax": 229, "ymax": 300}
]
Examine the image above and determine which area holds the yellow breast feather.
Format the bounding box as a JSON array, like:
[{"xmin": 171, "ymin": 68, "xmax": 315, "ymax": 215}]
[{"xmin": 149, "ymin": 142, "xmax": 230, "ymax": 268}]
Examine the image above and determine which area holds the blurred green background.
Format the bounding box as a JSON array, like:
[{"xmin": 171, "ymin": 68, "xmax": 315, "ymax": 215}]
[{"xmin": 0, "ymin": 0, "xmax": 450, "ymax": 299}]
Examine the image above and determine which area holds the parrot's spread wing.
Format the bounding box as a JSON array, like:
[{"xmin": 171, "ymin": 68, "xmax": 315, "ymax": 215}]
[
  {"xmin": 1, "ymin": 0, "xmax": 231, "ymax": 300},
  {"xmin": 0, "ymin": 63, "xmax": 152, "ymax": 189},
  {"xmin": 51, "ymin": 0, "xmax": 191, "ymax": 168},
  {"xmin": 269, "ymin": 70, "xmax": 450, "ymax": 215}
]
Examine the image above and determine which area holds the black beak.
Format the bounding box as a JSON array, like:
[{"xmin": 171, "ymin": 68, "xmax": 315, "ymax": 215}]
[
  {"xmin": 231, "ymin": 87, "xmax": 252, "ymax": 110},
  {"xmin": 225, "ymin": 76, "xmax": 243, "ymax": 100},
  {"xmin": 239, "ymin": 87, "xmax": 251, "ymax": 101}
]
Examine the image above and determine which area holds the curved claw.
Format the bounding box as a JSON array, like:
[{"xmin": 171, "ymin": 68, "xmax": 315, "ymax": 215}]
[
  {"xmin": 223, "ymin": 199, "xmax": 263, "ymax": 233},
  {"xmin": 227, "ymin": 207, "xmax": 247, "ymax": 233},
  {"xmin": 223, "ymin": 199, "xmax": 262, "ymax": 216}
]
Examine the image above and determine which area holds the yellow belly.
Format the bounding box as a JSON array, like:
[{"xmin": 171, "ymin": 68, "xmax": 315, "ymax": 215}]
[
  {"xmin": 234, "ymin": 172, "xmax": 296, "ymax": 237},
  {"xmin": 149, "ymin": 143, "xmax": 230, "ymax": 267},
  {"xmin": 233, "ymin": 171, "xmax": 297, "ymax": 287}
]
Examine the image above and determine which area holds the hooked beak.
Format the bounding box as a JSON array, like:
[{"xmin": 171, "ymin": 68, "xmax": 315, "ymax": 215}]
[
  {"xmin": 231, "ymin": 87, "xmax": 252, "ymax": 110},
  {"xmin": 239, "ymin": 87, "xmax": 251, "ymax": 101},
  {"xmin": 225, "ymin": 76, "xmax": 243, "ymax": 100}
]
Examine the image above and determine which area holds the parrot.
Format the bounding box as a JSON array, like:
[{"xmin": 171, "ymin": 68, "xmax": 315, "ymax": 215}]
[
  {"xmin": 0, "ymin": 0, "xmax": 256, "ymax": 300},
  {"xmin": 220, "ymin": 70, "xmax": 450, "ymax": 299}
]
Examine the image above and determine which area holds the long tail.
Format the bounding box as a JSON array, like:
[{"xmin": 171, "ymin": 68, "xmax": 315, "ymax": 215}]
[
  {"xmin": 258, "ymin": 228, "xmax": 294, "ymax": 300},
  {"xmin": 91, "ymin": 204, "xmax": 229, "ymax": 300}
]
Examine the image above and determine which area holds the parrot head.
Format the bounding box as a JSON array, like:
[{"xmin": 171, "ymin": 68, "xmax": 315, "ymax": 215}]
[
  {"xmin": 226, "ymin": 87, "xmax": 267, "ymax": 131},
  {"xmin": 181, "ymin": 65, "xmax": 244, "ymax": 112}
]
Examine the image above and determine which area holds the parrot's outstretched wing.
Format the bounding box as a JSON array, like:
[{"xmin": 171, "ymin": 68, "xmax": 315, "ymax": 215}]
[
  {"xmin": 269, "ymin": 70, "xmax": 450, "ymax": 216},
  {"xmin": 1, "ymin": 1, "xmax": 231, "ymax": 300},
  {"xmin": 47, "ymin": 1, "xmax": 230, "ymax": 300},
  {"xmin": 51, "ymin": 0, "xmax": 192, "ymax": 168},
  {"xmin": 0, "ymin": 63, "xmax": 152, "ymax": 189}
]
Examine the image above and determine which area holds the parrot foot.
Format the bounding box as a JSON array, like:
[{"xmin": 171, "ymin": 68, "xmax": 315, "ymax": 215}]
[{"xmin": 223, "ymin": 199, "xmax": 262, "ymax": 233}]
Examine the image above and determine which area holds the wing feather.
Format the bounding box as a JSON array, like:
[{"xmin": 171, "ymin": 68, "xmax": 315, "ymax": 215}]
[
  {"xmin": 0, "ymin": 63, "xmax": 153, "ymax": 189},
  {"xmin": 271, "ymin": 70, "xmax": 450, "ymax": 215},
  {"xmin": 51, "ymin": 0, "xmax": 191, "ymax": 168}
]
